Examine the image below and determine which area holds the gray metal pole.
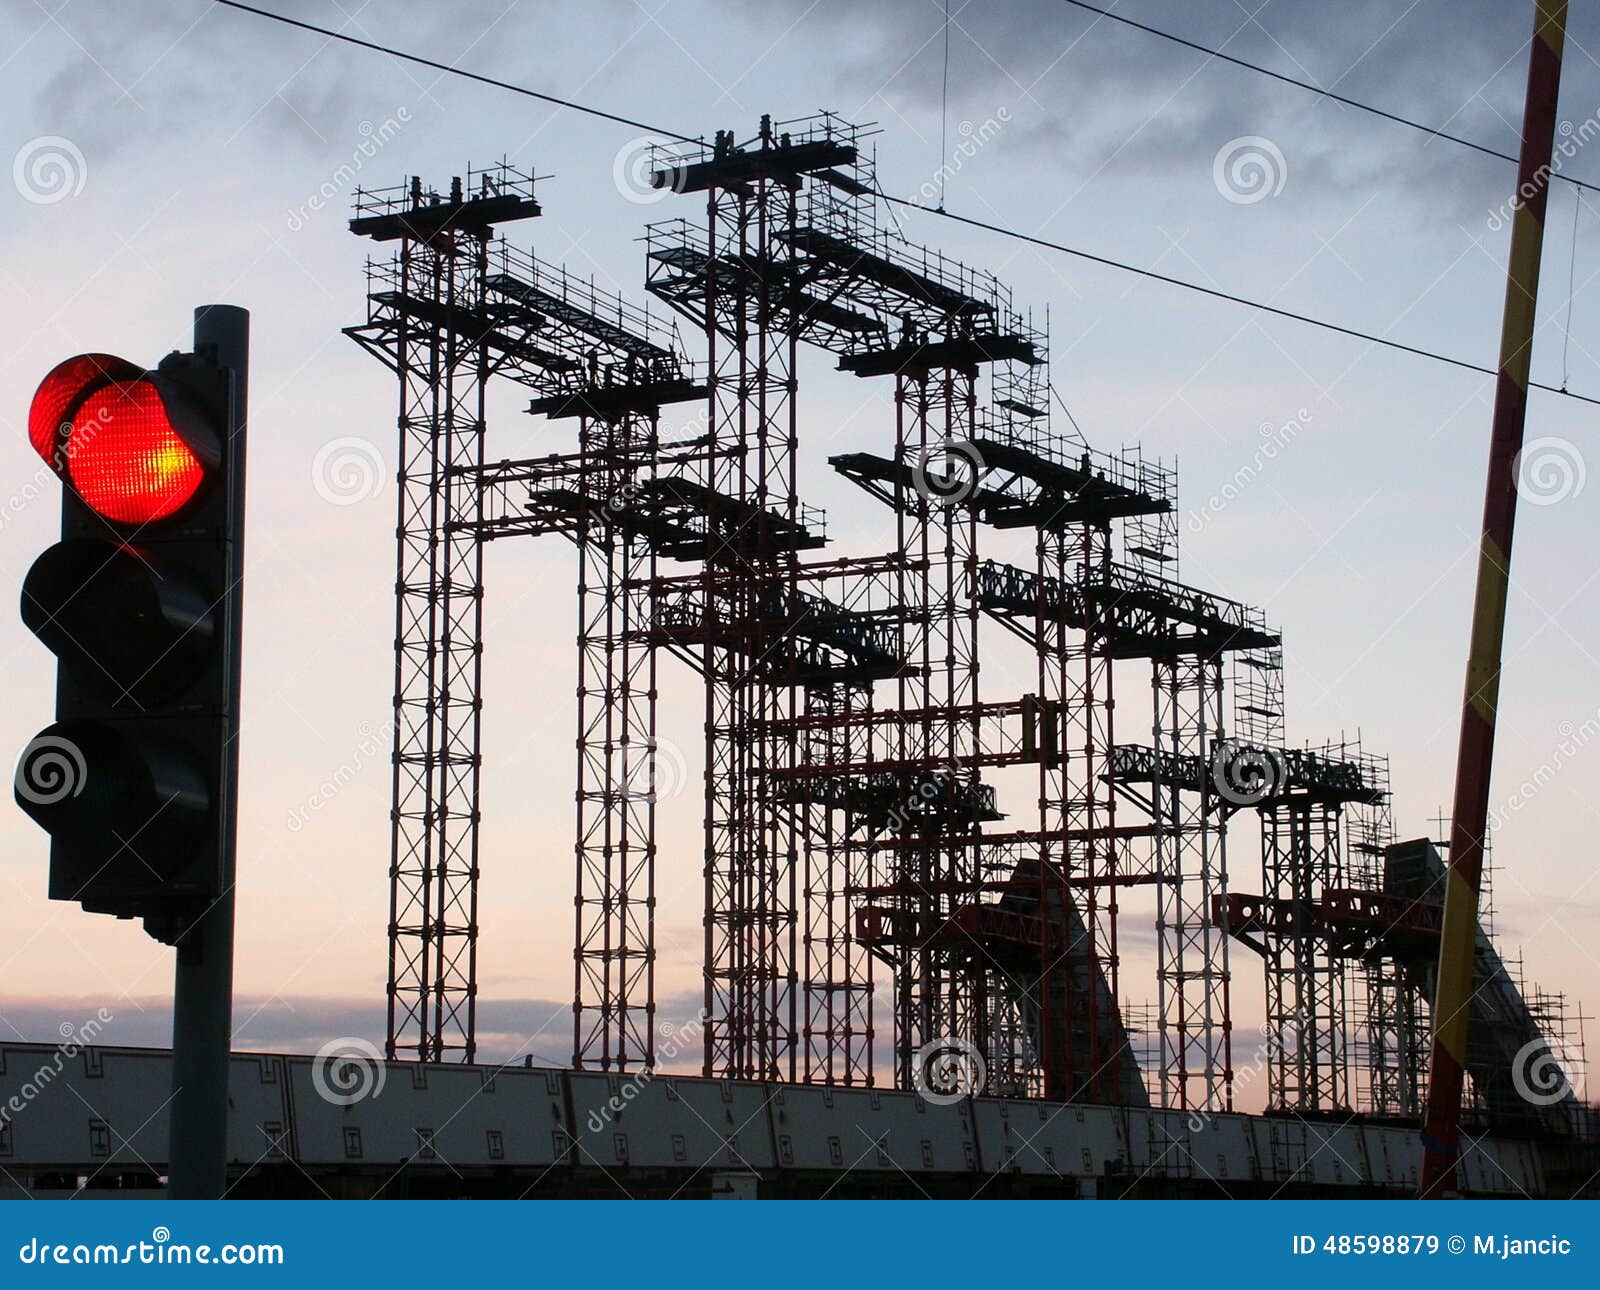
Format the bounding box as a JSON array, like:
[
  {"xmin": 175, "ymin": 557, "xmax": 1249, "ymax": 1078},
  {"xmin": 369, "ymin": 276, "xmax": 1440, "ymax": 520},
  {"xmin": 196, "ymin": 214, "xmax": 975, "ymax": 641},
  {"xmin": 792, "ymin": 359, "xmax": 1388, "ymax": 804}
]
[{"xmin": 168, "ymin": 305, "xmax": 249, "ymax": 1200}]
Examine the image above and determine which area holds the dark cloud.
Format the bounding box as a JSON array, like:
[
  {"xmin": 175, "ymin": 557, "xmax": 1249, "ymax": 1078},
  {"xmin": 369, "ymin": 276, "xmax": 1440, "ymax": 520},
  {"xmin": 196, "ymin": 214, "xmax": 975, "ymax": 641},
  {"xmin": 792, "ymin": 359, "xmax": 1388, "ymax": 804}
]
[
  {"xmin": 19, "ymin": 0, "xmax": 1600, "ymax": 217},
  {"xmin": 707, "ymin": 0, "xmax": 1600, "ymax": 217},
  {"xmin": 4, "ymin": 0, "xmax": 537, "ymax": 156}
]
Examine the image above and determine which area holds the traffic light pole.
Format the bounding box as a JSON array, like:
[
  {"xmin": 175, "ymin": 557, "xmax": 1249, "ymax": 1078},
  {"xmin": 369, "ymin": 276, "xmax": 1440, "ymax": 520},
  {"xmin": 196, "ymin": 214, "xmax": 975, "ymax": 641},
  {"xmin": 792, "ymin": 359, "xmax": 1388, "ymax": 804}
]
[{"xmin": 168, "ymin": 305, "xmax": 249, "ymax": 1200}]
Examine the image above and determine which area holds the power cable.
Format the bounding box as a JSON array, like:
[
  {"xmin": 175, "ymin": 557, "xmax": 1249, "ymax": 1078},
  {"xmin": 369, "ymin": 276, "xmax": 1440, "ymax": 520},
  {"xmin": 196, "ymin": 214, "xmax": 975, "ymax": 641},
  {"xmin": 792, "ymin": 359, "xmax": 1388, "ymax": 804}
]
[
  {"xmin": 877, "ymin": 193, "xmax": 1600, "ymax": 407},
  {"xmin": 210, "ymin": 0, "xmax": 1600, "ymax": 408},
  {"xmin": 1060, "ymin": 0, "xmax": 1600, "ymax": 197},
  {"xmin": 939, "ymin": 0, "xmax": 951, "ymax": 210},
  {"xmin": 211, "ymin": 0, "xmax": 699, "ymax": 143}
]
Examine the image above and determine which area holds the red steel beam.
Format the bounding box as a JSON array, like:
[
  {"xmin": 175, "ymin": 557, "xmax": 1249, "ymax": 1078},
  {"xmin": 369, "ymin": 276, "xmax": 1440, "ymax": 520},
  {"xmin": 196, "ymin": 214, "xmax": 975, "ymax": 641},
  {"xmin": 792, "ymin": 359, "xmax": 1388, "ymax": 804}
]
[{"xmin": 1420, "ymin": 0, "xmax": 1567, "ymax": 1198}]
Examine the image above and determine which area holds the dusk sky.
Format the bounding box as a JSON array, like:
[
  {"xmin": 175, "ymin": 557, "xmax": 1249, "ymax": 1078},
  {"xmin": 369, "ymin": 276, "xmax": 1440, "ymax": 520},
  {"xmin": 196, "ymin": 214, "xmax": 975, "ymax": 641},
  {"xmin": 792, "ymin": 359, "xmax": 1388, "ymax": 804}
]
[{"xmin": 1, "ymin": 0, "xmax": 1597, "ymax": 1107}]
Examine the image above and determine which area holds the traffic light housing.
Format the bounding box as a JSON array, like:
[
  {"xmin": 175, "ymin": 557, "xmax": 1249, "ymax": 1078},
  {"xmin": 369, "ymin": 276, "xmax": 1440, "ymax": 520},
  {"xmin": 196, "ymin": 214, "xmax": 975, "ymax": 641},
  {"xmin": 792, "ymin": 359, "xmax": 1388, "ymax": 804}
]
[{"xmin": 14, "ymin": 328, "xmax": 246, "ymax": 945}]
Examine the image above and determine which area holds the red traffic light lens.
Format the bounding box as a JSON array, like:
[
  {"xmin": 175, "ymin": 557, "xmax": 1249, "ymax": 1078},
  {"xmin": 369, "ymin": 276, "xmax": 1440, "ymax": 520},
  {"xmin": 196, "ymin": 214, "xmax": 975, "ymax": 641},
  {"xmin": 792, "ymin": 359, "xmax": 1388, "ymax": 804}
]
[
  {"xmin": 27, "ymin": 352, "xmax": 142, "ymax": 464},
  {"xmin": 66, "ymin": 381, "xmax": 207, "ymax": 525}
]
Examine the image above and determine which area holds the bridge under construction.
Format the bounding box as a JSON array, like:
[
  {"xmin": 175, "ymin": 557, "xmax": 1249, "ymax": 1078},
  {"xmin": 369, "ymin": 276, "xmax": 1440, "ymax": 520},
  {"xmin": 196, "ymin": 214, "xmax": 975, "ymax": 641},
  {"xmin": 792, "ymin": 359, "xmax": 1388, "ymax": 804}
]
[{"xmin": 334, "ymin": 119, "xmax": 1587, "ymax": 1140}]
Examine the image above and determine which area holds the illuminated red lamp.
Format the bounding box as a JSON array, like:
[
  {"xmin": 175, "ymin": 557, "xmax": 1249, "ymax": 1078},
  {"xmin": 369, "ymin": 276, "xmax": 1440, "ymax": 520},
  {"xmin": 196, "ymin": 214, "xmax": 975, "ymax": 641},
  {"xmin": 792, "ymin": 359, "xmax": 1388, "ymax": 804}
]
[
  {"xmin": 27, "ymin": 353, "xmax": 218, "ymax": 526},
  {"xmin": 27, "ymin": 353, "xmax": 140, "ymax": 462}
]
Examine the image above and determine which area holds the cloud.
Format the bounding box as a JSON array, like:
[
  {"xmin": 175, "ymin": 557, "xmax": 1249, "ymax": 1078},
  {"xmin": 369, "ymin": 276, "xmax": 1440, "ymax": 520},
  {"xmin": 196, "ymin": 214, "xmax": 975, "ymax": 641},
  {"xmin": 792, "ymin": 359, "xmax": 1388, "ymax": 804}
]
[
  {"xmin": 0, "ymin": 987, "xmax": 711, "ymax": 1067},
  {"xmin": 704, "ymin": 0, "xmax": 1600, "ymax": 218},
  {"xmin": 4, "ymin": 0, "xmax": 522, "ymax": 157}
]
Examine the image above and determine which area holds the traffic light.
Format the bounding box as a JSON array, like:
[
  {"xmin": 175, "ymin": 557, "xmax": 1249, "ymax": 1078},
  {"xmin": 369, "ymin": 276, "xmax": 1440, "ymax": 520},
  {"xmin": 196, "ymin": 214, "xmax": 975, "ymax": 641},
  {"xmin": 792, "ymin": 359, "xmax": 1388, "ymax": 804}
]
[{"xmin": 14, "ymin": 312, "xmax": 247, "ymax": 946}]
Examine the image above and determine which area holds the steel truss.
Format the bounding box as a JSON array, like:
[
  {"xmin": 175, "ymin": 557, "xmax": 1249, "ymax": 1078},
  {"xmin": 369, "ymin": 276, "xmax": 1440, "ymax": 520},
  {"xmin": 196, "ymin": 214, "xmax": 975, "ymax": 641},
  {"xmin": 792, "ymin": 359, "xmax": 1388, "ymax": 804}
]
[
  {"xmin": 719, "ymin": 119, "xmax": 1173, "ymax": 1099},
  {"xmin": 1150, "ymin": 655, "xmax": 1231, "ymax": 1111},
  {"xmin": 348, "ymin": 170, "xmax": 542, "ymax": 1062},
  {"xmin": 571, "ymin": 411, "xmax": 660, "ymax": 1071},
  {"xmin": 1205, "ymin": 740, "xmax": 1386, "ymax": 1113},
  {"xmin": 1259, "ymin": 795, "xmax": 1349, "ymax": 1110},
  {"xmin": 888, "ymin": 366, "xmax": 986, "ymax": 1088},
  {"xmin": 645, "ymin": 117, "xmax": 856, "ymax": 1080},
  {"xmin": 1037, "ymin": 518, "xmax": 1119, "ymax": 1101},
  {"xmin": 483, "ymin": 252, "xmax": 702, "ymax": 1072},
  {"xmin": 1341, "ymin": 752, "xmax": 1424, "ymax": 1118},
  {"xmin": 800, "ymin": 677, "xmax": 876, "ymax": 1084},
  {"xmin": 349, "ymin": 170, "xmax": 703, "ymax": 1066}
]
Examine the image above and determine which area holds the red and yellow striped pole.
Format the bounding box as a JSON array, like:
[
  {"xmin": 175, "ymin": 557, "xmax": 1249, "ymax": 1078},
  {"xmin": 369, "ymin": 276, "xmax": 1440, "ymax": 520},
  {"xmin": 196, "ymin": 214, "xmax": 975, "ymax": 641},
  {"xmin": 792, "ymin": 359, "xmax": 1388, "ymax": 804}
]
[{"xmin": 1419, "ymin": 0, "xmax": 1568, "ymax": 1199}]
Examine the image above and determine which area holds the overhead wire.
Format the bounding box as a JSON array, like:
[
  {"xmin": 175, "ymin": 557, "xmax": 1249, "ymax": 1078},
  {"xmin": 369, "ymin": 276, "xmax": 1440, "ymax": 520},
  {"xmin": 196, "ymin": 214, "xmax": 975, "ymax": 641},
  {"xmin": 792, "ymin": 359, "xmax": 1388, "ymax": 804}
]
[
  {"xmin": 211, "ymin": 0, "xmax": 699, "ymax": 143},
  {"xmin": 878, "ymin": 193, "xmax": 1600, "ymax": 407},
  {"xmin": 939, "ymin": 0, "xmax": 951, "ymax": 210},
  {"xmin": 1059, "ymin": 0, "xmax": 1600, "ymax": 197},
  {"xmin": 1563, "ymin": 188, "xmax": 1582, "ymax": 390},
  {"xmin": 209, "ymin": 0, "xmax": 1600, "ymax": 408}
]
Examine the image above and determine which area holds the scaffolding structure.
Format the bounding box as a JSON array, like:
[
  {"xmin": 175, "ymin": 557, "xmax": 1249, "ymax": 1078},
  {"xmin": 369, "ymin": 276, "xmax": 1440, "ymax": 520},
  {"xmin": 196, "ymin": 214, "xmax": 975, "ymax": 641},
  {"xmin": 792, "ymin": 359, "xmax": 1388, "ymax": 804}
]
[
  {"xmin": 348, "ymin": 166, "xmax": 543, "ymax": 1062},
  {"xmin": 349, "ymin": 169, "xmax": 703, "ymax": 1067},
  {"xmin": 338, "ymin": 123, "xmax": 1590, "ymax": 1150},
  {"xmin": 643, "ymin": 115, "xmax": 869, "ymax": 1081}
]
